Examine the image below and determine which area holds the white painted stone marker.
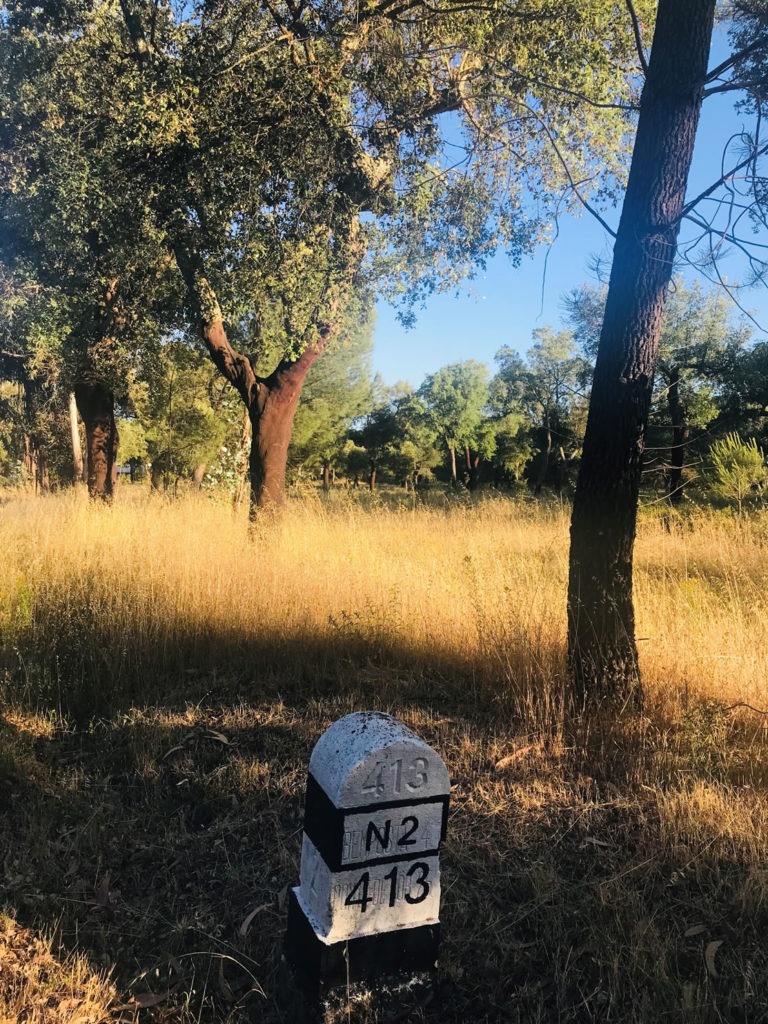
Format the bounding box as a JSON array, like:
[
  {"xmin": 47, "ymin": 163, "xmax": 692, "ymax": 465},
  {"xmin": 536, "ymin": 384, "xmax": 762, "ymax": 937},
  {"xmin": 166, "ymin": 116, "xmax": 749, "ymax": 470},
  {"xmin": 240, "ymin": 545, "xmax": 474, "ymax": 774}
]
[{"xmin": 285, "ymin": 711, "xmax": 450, "ymax": 995}]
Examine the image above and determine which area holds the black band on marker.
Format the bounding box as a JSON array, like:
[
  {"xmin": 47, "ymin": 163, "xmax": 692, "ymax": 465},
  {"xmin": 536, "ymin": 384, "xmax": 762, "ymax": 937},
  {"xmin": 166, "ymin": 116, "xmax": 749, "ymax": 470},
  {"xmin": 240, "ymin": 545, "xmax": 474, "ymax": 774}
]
[{"xmin": 302, "ymin": 773, "xmax": 449, "ymax": 873}]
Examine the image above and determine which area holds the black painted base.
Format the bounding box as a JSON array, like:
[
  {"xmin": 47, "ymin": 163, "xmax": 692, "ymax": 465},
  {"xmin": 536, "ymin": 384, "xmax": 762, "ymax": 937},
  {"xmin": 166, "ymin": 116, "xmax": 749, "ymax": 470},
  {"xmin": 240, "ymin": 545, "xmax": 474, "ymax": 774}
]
[{"xmin": 284, "ymin": 888, "xmax": 440, "ymax": 1001}]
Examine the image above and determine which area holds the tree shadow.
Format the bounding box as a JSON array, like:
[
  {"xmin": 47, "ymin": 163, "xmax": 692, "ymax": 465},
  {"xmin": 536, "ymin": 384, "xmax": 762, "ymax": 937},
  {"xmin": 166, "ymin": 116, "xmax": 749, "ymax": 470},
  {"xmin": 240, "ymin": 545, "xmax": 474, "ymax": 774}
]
[{"xmin": 3, "ymin": 668, "xmax": 768, "ymax": 1023}]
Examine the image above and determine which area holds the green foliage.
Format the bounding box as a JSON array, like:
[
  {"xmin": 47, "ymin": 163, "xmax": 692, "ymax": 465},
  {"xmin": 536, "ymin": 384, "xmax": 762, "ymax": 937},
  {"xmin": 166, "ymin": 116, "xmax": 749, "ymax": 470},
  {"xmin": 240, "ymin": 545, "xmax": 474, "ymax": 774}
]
[
  {"xmin": 492, "ymin": 329, "xmax": 587, "ymax": 491},
  {"xmin": 135, "ymin": 336, "xmax": 239, "ymax": 486},
  {"xmin": 707, "ymin": 432, "xmax": 768, "ymax": 513},
  {"xmin": 418, "ymin": 359, "xmax": 489, "ymax": 458},
  {"xmin": 564, "ymin": 279, "xmax": 754, "ymax": 500},
  {"xmin": 289, "ymin": 308, "xmax": 375, "ymax": 478}
]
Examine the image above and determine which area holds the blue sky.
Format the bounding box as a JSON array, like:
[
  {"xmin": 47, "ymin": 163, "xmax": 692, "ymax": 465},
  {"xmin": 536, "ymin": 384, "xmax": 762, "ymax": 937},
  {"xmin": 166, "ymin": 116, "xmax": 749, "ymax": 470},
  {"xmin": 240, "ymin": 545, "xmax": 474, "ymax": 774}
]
[{"xmin": 372, "ymin": 36, "xmax": 768, "ymax": 389}]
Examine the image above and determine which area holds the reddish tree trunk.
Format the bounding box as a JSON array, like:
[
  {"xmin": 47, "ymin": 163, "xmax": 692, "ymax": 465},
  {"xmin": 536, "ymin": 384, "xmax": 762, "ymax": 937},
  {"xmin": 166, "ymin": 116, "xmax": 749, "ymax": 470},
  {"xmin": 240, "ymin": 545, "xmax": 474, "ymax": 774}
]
[
  {"xmin": 369, "ymin": 465, "xmax": 377, "ymax": 491},
  {"xmin": 322, "ymin": 461, "xmax": 331, "ymax": 491},
  {"xmin": 567, "ymin": 0, "xmax": 716, "ymax": 708},
  {"xmin": 248, "ymin": 343, "xmax": 325, "ymax": 510},
  {"xmin": 75, "ymin": 380, "xmax": 119, "ymax": 501}
]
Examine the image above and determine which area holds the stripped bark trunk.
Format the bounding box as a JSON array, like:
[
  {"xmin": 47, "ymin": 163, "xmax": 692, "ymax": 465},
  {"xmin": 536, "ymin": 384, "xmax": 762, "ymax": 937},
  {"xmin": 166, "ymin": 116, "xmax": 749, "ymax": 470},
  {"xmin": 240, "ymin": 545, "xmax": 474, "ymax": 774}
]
[
  {"xmin": 69, "ymin": 392, "xmax": 85, "ymax": 484},
  {"xmin": 75, "ymin": 380, "xmax": 119, "ymax": 501},
  {"xmin": 567, "ymin": 0, "xmax": 716, "ymax": 709},
  {"xmin": 247, "ymin": 343, "xmax": 325, "ymax": 509}
]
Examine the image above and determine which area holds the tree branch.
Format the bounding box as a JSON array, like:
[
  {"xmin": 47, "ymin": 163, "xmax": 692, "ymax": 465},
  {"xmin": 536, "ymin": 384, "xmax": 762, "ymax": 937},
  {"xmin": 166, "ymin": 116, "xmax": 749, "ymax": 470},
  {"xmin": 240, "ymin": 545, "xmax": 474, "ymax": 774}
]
[
  {"xmin": 625, "ymin": 0, "xmax": 649, "ymax": 77},
  {"xmin": 172, "ymin": 242, "xmax": 258, "ymax": 407},
  {"xmin": 704, "ymin": 73, "xmax": 768, "ymax": 98},
  {"xmin": 678, "ymin": 141, "xmax": 768, "ymax": 221},
  {"xmin": 705, "ymin": 37, "xmax": 767, "ymax": 84}
]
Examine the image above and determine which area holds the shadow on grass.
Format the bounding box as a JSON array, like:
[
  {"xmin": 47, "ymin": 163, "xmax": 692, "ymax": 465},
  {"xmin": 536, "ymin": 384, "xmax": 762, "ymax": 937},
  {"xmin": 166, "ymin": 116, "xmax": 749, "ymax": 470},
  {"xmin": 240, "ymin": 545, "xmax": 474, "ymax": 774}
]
[{"xmin": 3, "ymin": 672, "xmax": 768, "ymax": 1023}]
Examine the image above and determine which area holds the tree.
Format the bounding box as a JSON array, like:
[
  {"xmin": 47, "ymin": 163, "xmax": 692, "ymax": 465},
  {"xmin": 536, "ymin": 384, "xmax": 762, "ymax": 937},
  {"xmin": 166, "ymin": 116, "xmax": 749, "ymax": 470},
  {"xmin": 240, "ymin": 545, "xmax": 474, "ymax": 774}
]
[
  {"xmin": 0, "ymin": 1, "xmax": 180, "ymax": 498},
  {"xmin": 2, "ymin": 0, "xmax": 652, "ymax": 510},
  {"xmin": 389, "ymin": 391, "xmax": 442, "ymax": 490},
  {"xmin": 350, "ymin": 390, "xmax": 401, "ymax": 491},
  {"xmin": 134, "ymin": 335, "xmax": 240, "ymax": 492},
  {"xmin": 289, "ymin": 308, "xmax": 375, "ymax": 488},
  {"xmin": 495, "ymin": 330, "xmax": 588, "ymax": 495},
  {"xmin": 418, "ymin": 360, "xmax": 490, "ymax": 486},
  {"xmin": 707, "ymin": 433, "xmax": 768, "ymax": 514},
  {"xmin": 566, "ymin": 0, "xmax": 720, "ymax": 708},
  {"xmin": 566, "ymin": 279, "xmax": 751, "ymax": 505}
]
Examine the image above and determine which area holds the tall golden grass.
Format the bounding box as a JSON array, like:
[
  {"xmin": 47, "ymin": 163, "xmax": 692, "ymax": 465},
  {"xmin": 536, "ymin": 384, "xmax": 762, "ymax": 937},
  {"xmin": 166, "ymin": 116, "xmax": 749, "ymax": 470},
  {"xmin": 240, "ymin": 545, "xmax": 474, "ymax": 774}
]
[
  {"xmin": 3, "ymin": 489, "xmax": 768, "ymax": 1022},
  {"xmin": 2, "ymin": 487, "xmax": 767, "ymax": 717}
]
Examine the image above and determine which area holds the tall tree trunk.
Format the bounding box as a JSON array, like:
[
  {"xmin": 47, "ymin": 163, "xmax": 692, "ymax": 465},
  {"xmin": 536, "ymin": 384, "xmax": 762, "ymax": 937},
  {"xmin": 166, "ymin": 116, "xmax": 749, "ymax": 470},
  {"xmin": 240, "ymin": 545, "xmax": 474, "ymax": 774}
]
[
  {"xmin": 567, "ymin": 0, "xmax": 716, "ymax": 709},
  {"xmin": 190, "ymin": 463, "xmax": 206, "ymax": 490},
  {"xmin": 666, "ymin": 365, "xmax": 688, "ymax": 506},
  {"xmin": 150, "ymin": 456, "xmax": 165, "ymax": 492},
  {"xmin": 75, "ymin": 380, "xmax": 119, "ymax": 501},
  {"xmin": 449, "ymin": 445, "xmax": 457, "ymax": 487},
  {"xmin": 322, "ymin": 461, "xmax": 331, "ymax": 491},
  {"xmin": 247, "ymin": 343, "xmax": 325, "ymax": 510},
  {"xmin": 69, "ymin": 392, "xmax": 85, "ymax": 484},
  {"xmin": 468, "ymin": 450, "xmax": 481, "ymax": 491},
  {"xmin": 369, "ymin": 464, "xmax": 376, "ymax": 491},
  {"xmin": 233, "ymin": 407, "xmax": 251, "ymax": 510}
]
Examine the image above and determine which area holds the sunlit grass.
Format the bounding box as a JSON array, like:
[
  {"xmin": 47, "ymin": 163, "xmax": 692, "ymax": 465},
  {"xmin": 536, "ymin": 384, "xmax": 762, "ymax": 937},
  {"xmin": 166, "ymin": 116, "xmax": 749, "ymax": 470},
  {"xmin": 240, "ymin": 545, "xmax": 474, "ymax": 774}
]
[{"xmin": 2, "ymin": 487, "xmax": 767, "ymax": 717}]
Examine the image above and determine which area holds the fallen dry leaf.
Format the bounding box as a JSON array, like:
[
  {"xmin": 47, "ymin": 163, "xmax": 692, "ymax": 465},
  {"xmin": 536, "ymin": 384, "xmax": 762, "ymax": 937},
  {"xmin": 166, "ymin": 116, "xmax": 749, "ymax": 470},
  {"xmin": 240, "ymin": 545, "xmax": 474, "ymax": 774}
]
[
  {"xmin": 117, "ymin": 985, "xmax": 179, "ymax": 1010},
  {"xmin": 87, "ymin": 873, "xmax": 113, "ymax": 909},
  {"xmin": 705, "ymin": 939, "xmax": 724, "ymax": 978},
  {"xmin": 494, "ymin": 745, "xmax": 536, "ymax": 772},
  {"xmin": 581, "ymin": 836, "xmax": 612, "ymax": 849},
  {"xmin": 206, "ymin": 729, "xmax": 230, "ymax": 745},
  {"xmin": 239, "ymin": 902, "xmax": 270, "ymax": 937}
]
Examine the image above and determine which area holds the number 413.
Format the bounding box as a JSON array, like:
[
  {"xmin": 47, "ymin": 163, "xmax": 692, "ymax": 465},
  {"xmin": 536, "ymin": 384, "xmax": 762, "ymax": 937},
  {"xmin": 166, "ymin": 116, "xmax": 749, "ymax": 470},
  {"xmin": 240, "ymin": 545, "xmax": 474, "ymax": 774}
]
[{"xmin": 344, "ymin": 862, "xmax": 430, "ymax": 913}]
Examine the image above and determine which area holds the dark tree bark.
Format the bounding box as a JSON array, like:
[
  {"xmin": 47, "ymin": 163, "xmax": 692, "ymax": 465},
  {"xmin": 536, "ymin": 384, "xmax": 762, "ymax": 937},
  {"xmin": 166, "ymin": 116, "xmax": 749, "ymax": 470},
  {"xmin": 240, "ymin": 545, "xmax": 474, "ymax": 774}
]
[
  {"xmin": 322, "ymin": 461, "xmax": 332, "ymax": 491},
  {"xmin": 666, "ymin": 365, "xmax": 688, "ymax": 505},
  {"xmin": 75, "ymin": 379, "xmax": 119, "ymax": 501},
  {"xmin": 150, "ymin": 455, "xmax": 166, "ymax": 491},
  {"xmin": 369, "ymin": 464, "xmax": 376, "ymax": 491},
  {"xmin": 567, "ymin": 0, "xmax": 716, "ymax": 709},
  {"xmin": 466, "ymin": 447, "xmax": 481, "ymax": 491}
]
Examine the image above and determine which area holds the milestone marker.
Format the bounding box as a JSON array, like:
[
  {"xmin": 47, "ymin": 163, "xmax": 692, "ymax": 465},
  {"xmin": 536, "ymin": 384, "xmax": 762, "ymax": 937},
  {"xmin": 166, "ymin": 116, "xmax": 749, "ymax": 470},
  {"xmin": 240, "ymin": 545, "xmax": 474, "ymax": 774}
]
[{"xmin": 285, "ymin": 711, "xmax": 450, "ymax": 997}]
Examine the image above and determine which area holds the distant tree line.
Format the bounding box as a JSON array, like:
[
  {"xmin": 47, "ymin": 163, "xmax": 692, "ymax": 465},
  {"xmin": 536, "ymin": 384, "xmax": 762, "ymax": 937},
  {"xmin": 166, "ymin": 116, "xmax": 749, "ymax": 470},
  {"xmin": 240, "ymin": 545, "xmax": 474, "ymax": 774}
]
[{"xmin": 4, "ymin": 274, "xmax": 766, "ymax": 516}]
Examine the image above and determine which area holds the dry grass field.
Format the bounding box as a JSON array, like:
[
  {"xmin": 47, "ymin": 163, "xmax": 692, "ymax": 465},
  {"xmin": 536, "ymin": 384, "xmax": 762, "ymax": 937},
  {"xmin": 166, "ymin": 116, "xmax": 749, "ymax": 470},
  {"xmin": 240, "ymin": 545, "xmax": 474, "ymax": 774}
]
[{"xmin": 2, "ymin": 488, "xmax": 768, "ymax": 1022}]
